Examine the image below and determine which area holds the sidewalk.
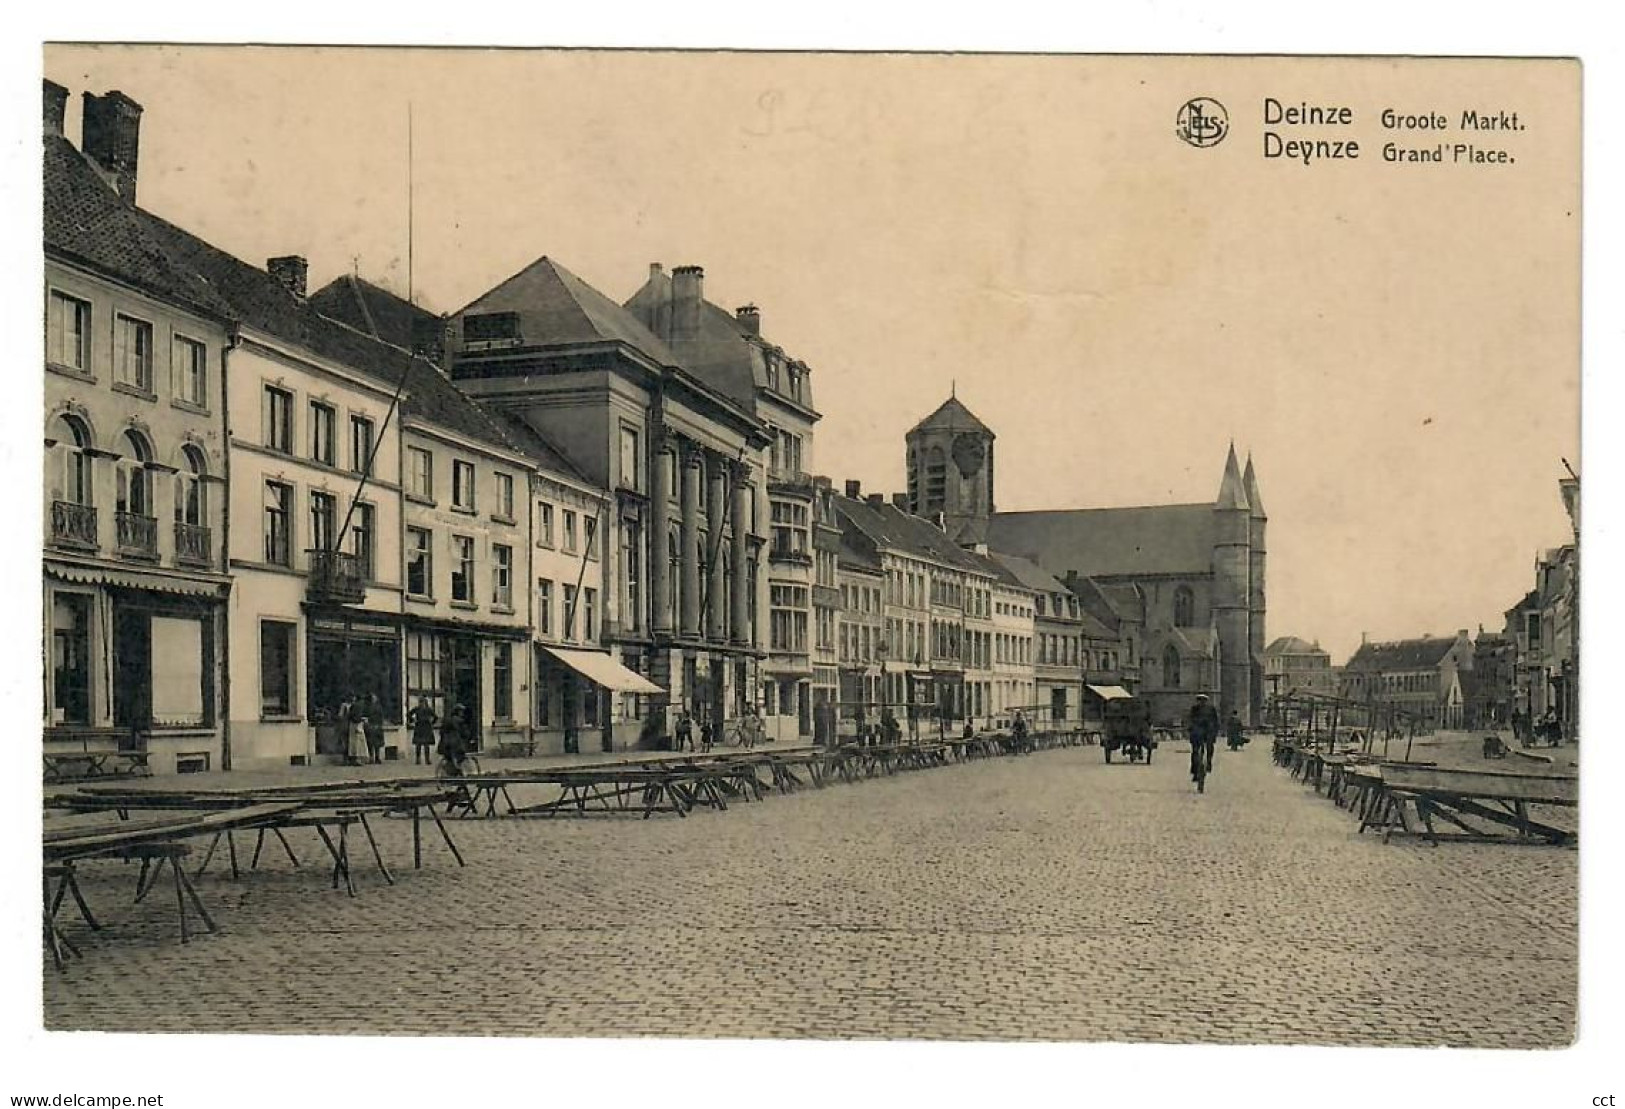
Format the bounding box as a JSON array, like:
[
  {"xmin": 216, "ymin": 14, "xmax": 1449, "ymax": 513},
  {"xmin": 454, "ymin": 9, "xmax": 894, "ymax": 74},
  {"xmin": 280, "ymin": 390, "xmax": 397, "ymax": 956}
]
[{"xmin": 47, "ymin": 739, "xmax": 821, "ymax": 795}]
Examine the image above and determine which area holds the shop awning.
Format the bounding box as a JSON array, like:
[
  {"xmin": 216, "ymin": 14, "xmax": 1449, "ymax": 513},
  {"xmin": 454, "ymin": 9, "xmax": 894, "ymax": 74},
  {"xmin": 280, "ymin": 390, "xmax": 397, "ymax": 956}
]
[
  {"xmin": 539, "ymin": 645, "xmax": 664, "ymax": 694},
  {"xmin": 1086, "ymin": 684, "xmax": 1134, "ymax": 700},
  {"xmin": 46, "ymin": 562, "xmax": 228, "ymax": 597}
]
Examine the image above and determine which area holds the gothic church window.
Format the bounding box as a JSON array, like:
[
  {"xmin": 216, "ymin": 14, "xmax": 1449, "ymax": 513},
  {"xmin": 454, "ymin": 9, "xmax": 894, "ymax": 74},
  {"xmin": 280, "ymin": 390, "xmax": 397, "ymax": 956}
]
[
  {"xmin": 1173, "ymin": 585, "xmax": 1196, "ymax": 628},
  {"xmin": 1163, "ymin": 645, "xmax": 1182, "ymax": 688}
]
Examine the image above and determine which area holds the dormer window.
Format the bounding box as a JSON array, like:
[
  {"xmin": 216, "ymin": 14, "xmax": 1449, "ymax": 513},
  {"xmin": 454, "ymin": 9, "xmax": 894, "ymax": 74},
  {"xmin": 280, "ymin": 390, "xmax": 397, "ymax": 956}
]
[{"xmin": 463, "ymin": 311, "xmax": 521, "ymax": 349}]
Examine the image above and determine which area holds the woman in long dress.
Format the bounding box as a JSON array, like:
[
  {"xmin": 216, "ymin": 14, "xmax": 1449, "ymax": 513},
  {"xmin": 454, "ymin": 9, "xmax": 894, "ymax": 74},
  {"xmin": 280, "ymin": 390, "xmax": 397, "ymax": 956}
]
[{"xmin": 347, "ymin": 694, "xmax": 369, "ymax": 766}]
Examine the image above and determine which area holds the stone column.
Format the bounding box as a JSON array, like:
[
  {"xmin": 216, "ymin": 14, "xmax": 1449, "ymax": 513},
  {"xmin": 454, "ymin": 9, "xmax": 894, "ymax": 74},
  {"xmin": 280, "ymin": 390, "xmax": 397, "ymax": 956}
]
[
  {"xmin": 706, "ymin": 457, "xmax": 727, "ymax": 641},
  {"xmin": 730, "ymin": 462, "xmax": 751, "ymax": 646},
  {"xmin": 649, "ymin": 436, "xmax": 672, "ymax": 636},
  {"xmin": 679, "ymin": 442, "xmax": 702, "ymax": 637}
]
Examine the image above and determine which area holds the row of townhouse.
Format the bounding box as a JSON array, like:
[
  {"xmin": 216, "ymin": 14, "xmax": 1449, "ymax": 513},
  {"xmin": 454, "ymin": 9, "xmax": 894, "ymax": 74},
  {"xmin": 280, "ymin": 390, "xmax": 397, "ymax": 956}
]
[
  {"xmin": 1495, "ymin": 469, "xmax": 1579, "ymax": 736},
  {"xmin": 43, "ymin": 79, "xmax": 1159, "ymax": 774},
  {"xmin": 43, "ymin": 85, "xmax": 652, "ymax": 772},
  {"xmin": 44, "ymin": 81, "xmax": 848, "ymax": 770}
]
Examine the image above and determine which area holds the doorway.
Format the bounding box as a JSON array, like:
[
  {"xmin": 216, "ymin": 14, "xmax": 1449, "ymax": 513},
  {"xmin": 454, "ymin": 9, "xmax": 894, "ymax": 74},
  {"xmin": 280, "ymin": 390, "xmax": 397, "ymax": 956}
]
[
  {"xmin": 112, "ymin": 605, "xmax": 151, "ymax": 728},
  {"xmin": 450, "ymin": 635, "xmax": 481, "ymax": 750}
]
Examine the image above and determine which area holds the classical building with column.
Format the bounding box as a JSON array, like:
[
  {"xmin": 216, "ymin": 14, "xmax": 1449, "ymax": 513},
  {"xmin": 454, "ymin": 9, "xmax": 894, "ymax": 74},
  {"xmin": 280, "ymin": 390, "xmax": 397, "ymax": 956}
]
[
  {"xmin": 445, "ymin": 257, "xmax": 772, "ymax": 739},
  {"xmin": 625, "ymin": 264, "xmax": 823, "ymax": 740}
]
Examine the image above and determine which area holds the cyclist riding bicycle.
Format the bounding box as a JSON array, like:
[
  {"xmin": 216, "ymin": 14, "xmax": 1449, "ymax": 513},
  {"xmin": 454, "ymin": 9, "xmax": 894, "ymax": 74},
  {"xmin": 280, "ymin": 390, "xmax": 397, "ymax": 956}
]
[{"xmin": 1188, "ymin": 693, "xmax": 1219, "ymax": 793}]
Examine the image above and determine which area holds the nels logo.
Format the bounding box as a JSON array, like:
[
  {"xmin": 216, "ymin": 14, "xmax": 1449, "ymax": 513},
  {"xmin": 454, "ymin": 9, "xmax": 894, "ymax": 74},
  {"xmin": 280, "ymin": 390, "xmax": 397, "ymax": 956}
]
[{"xmin": 1176, "ymin": 97, "xmax": 1229, "ymax": 148}]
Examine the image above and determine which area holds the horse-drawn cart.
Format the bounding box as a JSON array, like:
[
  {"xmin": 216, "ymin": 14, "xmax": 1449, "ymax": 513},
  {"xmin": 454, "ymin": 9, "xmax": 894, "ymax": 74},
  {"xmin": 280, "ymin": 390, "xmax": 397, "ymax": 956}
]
[{"xmin": 1102, "ymin": 696, "xmax": 1155, "ymax": 764}]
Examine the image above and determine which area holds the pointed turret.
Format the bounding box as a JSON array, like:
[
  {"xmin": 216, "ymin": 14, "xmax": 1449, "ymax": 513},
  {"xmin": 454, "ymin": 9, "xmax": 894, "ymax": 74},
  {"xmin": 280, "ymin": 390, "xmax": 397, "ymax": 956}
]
[
  {"xmin": 1212, "ymin": 442, "xmax": 1252, "ymax": 725},
  {"xmin": 1243, "ymin": 453, "xmax": 1265, "ymax": 520},
  {"xmin": 1216, "ymin": 442, "xmax": 1250, "ymax": 511},
  {"xmin": 1242, "ymin": 452, "xmax": 1267, "ymax": 723}
]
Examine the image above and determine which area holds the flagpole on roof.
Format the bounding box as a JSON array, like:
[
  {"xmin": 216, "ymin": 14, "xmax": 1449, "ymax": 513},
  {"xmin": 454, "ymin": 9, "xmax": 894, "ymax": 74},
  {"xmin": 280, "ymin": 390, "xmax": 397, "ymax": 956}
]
[{"xmin": 332, "ymin": 100, "xmax": 416, "ymax": 557}]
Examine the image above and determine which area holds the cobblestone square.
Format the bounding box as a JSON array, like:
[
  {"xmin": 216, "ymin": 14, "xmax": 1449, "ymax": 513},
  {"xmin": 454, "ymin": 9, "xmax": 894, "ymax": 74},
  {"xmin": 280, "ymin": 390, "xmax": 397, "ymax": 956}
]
[{"xmin": 42, "ymin": 742, "xmax": 1576, "ymax": 1047}]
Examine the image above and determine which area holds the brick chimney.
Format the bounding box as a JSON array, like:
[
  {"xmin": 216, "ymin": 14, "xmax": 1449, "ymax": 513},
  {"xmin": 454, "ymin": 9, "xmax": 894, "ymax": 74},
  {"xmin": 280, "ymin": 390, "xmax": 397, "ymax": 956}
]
[
  {"xmin": 81, "ymin": 90, "xmax": 143, "ymax": 203},
  {"xmin": 866, "ymin": 494, "xmax": 886, "ymax": 509},
  {"xmin": 44, "ymin": 80, "xmax": 68, "ymax": 137},
  {"xmin": 671, "ymin": 265, "xmax": 704, "ymax": 342},
  {"xmin": 735, "ymin": 304, "xmax": 761, "ymax": 336},
  {"xmin": 267, "ymin": 256, "xmax": 308, "ymax": 299},
  {"xmin": 891, "ymin": 493, "xmax": 909, "ymax": 509},
  {"xmin": 844, "ymin": 479, "xmax": 861, "ymax": 499}
]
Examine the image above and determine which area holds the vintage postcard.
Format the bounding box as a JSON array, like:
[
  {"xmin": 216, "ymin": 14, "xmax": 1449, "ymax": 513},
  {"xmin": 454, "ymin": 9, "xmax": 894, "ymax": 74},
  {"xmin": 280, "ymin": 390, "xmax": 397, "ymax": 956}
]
[{"xmin": 34, "ymin": 42, "xmax": 1581, "ymax": 1091}]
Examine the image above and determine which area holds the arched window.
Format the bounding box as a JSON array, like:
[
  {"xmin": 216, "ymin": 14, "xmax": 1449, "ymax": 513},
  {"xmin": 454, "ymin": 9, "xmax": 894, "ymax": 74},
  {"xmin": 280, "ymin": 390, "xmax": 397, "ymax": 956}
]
[
  {"xmin": 116, "ymin": 430, "xmax": 153, "ymax": 518},
  {"xmin": 924, "ymin": 445, "xmax": 947, "ymax": 513},
  {"xmin": 53, "ymin": 414, "xmax": 94, "ymax": 506},
  {"xmin": 1163, "ymin": 645, "xmax": 1182, "ymax": 688},
  {"xmin": 1173, "ymin": 585, "xmax": 1196, "ymax": 628},
  {"xmin": 175, "ymin": 445, "xmax": 207, "ymax": 526}
]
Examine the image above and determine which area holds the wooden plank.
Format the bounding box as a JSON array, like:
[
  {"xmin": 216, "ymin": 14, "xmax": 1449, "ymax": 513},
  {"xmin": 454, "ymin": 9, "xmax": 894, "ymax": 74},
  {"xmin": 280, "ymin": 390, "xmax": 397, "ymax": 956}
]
[
  {"xmin": 43, "ymin": 802, "xmax": 302, "ymax": 861},
  {"xmin": 1379, "ymin": 765, "xmax": 1576, "ymax": 805}
]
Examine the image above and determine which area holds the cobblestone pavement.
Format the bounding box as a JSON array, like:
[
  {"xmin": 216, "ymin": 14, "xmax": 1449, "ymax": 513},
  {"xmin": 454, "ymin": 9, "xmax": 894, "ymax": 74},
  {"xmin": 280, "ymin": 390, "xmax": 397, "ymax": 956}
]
[{"xmin": 43, "ymin": 739, "xmax": 1576, "ymax": 1046}]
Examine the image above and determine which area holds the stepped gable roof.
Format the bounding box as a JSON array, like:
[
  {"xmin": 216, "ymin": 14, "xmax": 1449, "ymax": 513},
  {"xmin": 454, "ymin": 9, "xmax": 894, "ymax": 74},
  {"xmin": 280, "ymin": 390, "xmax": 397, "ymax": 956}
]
[
  {"xmin": 1066, "ymin": 575, "xmax": 1125, "ymax": 633},
  {"xmin": 909, "ymin": 395, "xmax": 992, "ymax": 437},
  {"xmin": 309, "ymin": 274, "xmax": 439, "ymax": 351},
  {"xmin": 1243, "ymin": 454, "xmax": 1266, "ymax": 520},
  {"xmin": 461, "ymin": 256, "xmax": 681, "ymax": 367},
  {"xmin": 987, "ymin": 504, "xmax": 1216, "ymax": 578},
  {"xmin": 1344, "ymin": 637, "xmax": 1457, "ymax": 672},
  {"xmin": 44, "ymin": 134, "xmax": 232, "ymax": 319},
  {"xmin": 1265, "ymin": 636, "xmax": 1324, "ymax": 657},
  {"xmin": 1216, "ymin": 443, "xmax": 1250, "ymax": 511}
]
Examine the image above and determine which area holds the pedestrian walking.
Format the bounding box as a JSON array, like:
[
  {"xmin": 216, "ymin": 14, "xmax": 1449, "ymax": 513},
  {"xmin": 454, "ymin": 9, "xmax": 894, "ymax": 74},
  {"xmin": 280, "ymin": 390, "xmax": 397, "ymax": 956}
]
[
  {"xmin": 1188, "ymin": 693, "xmax": 1219, "ymax": 790},
  {"xmin": 364, "ymin": 692, "xmax": 386, "ymax": 764},
  {"xmin": 1225, "ymin": 709, "xmax": 1246, "ymax": 750},
  {"xmin": 345, "ymin": 693, "xmax": 369, "ymax": 766},
  {"xmin": 409, "ymin": 696, "xmax": 438, "ymax": 765},
  {"xmin": 438, "ymin": 702, "xmax": 467, "ymax": 775}
]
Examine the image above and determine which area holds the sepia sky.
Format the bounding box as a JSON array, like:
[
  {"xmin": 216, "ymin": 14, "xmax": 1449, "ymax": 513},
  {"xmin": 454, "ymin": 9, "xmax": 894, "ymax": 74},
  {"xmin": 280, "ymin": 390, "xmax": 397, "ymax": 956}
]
[{"xmin": 43, "ymin": 46, "xmax": 1580, "ymax": 663}]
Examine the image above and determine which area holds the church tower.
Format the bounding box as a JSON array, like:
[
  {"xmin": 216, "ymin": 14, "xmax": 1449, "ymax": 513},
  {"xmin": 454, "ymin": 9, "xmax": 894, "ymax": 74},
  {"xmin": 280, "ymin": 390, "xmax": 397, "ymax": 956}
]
[
  {"xmin": 906, "ymin": 394, "xmax": 995, "ymax": 544},
  {"xmin": 1212, "ymin": 444, "xmax": 1253, "ymax": 723},
  {"xmin": 1243, "ymin": 454, "xmax": 1267, "ymax": 722}
]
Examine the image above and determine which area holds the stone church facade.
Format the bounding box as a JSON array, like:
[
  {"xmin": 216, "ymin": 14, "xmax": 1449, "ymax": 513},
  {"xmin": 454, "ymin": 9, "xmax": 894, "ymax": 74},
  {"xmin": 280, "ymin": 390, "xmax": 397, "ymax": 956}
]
[{"xmin": 905, "ymin": 396, "xmax": 1266, "ymax": 727}]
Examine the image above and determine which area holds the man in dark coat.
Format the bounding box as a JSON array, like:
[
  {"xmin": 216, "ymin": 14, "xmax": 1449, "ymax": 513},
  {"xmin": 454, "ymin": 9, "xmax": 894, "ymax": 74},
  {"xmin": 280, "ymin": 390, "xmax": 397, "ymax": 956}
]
[
  {"xmin": 409, "ymin": 696, "xmax": 438, "ymax": 765},
  {"xmin": 1189, "ymin": 694, "xmax": 1220, "ymax": 785},
  {"xmin": 1225, "ymin": 709, "xmax": 1246, "ymax": 750}
]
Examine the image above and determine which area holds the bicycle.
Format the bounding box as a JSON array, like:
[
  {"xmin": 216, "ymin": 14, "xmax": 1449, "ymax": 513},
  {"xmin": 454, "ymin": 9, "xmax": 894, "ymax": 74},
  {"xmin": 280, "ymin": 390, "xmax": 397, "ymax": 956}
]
[
  {"xmin": 435, "ymin": 750, "xmax": 483, "ymax": 816},
  {"xmin": 1190, "ymin": 736, "xmax": 1214, "ymax": 793},
  {"xmin": 716, "ymin": 719, "xmax": 757, "ymax": 750}
]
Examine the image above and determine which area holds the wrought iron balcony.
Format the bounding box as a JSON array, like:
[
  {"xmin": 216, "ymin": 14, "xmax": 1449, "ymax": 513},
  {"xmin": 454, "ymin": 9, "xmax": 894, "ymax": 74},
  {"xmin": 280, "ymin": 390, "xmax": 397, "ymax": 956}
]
[
  {"xmin": 307, "ymin": 548, "xmax": 367, "ymax": 605},
  {"xmin": 768, "ymin": 536, "xmax": 813, "ymax": 566},
  {"xmin": 767, "ymin": 467, "xmax": 816, "ymax": 496},
  {"xmin": 51, "ymin": 501, "xmax": 97, "ymax": 549},
  {"xmin": 174, "ymin": 521, "xmax": 212, "ymax": 566},
  {"xmin": 115, "ymin": 511, "xmax": 158, "ymax": 558}
]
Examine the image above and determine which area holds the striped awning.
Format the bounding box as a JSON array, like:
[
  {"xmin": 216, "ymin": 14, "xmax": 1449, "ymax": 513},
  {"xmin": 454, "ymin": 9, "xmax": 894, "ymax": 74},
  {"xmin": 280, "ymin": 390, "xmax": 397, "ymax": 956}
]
[
  {"xmin": 46, "ymin": 562, "xmax": 229, "ymax": 598},
  {"xmin": 1086, "ymin": 684, "xmax": 1134, "ymax": 700}
]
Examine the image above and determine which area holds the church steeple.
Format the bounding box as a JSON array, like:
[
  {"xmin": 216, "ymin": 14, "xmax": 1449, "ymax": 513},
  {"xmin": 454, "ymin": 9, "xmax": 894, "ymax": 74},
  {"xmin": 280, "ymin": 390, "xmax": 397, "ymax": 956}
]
[
  {"xmin": 1215, "ymin": 442, "xmax": 1250, "ymax": 511},
  {"xmin": 905, "ymin": 393, "xmax": 995, "ymax": 544},
  {"xmin": 1243, "ymin": 453, "xmax": 1265, "ymax": 520}
]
